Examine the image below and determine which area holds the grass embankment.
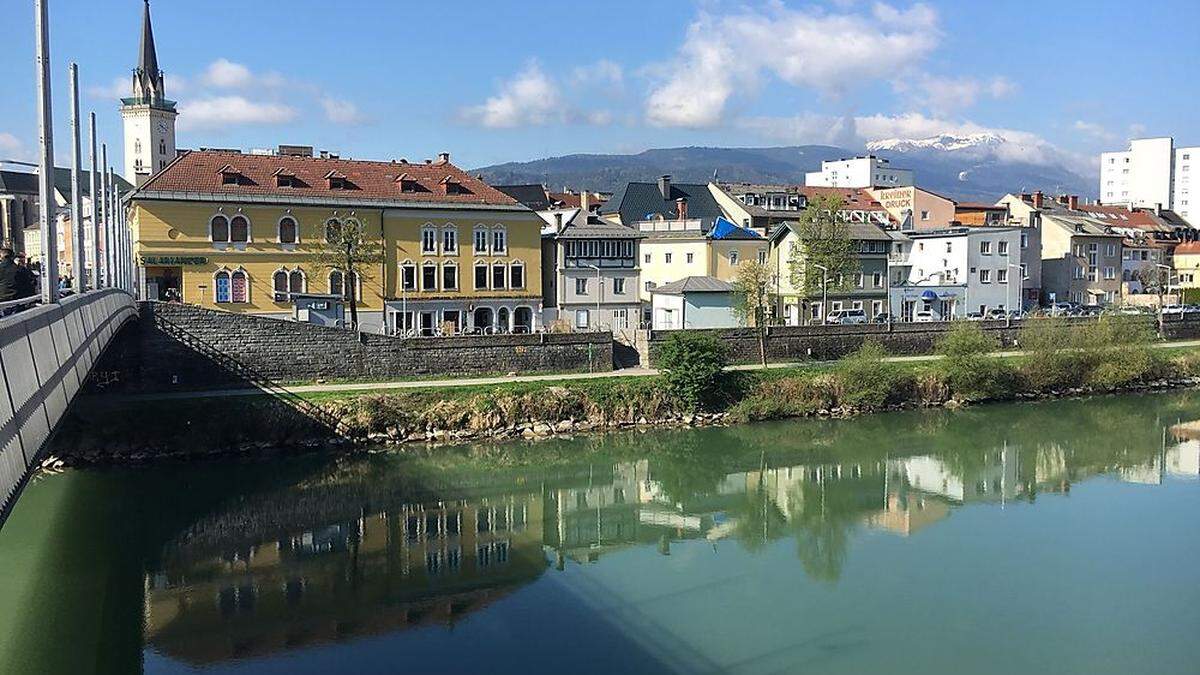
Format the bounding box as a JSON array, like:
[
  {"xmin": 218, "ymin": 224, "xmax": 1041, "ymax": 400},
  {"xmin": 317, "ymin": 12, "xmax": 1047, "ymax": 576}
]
[{"xmin": 328, "ymin": 317, "xmax": 1200, "ymax": 443}]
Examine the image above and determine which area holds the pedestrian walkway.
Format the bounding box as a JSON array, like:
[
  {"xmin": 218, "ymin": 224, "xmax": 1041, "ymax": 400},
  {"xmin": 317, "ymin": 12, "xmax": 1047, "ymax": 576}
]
[{"xmin": 110, "ymin": 339, "xmax": 1200, "ymax": 402}]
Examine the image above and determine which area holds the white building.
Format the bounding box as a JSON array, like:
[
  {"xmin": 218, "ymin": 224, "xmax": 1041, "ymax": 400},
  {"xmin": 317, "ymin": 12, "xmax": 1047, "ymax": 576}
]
[
  {"xmin": 121, "ymin": 1, "xmax": 177, "ymax": 186},
  {"xmin": 1100, "ymin": 137, "xmax": 1199, "ymax": 225},
  {"xmin": 889, "ymin": 226, "xmax": 1025, "ymax": 319},
  {"xmin": 805, "ymin": 156, "xmax": 913, "ymax": 189}
]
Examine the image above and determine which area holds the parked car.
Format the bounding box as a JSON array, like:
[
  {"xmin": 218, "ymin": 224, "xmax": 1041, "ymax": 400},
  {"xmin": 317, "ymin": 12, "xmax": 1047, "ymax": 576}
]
[
  {"xmin": 1048, "ymin": 302, "xmax": 1078, "ymax": 317},
  {"xmin": 872, "ymin": 312, "xmax": 894, "ymax": 324},
  {"xmin": 826, "ymin": 308, "xmax": 868, "ymax": 325},
  {"xmin": 984, "ymin": 308, "xmax": 1009, "ymax": 320},
  {"xmin": 1161, "ymin": 304, "xmax": 1187, "ymax": 316},
  {"xmin": 965, "ymin": 312, "xmax": 985, "ymax": 321},
  {"xmin": 913, "ymin": 310, "xmax": 937, "ymax": 323}
]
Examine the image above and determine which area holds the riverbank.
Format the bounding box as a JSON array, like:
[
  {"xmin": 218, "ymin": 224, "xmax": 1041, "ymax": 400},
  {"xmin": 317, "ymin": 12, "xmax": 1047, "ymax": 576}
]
[{"xmin": 46, "ymin": 319, "xmax": 1200, "ymax": 467}]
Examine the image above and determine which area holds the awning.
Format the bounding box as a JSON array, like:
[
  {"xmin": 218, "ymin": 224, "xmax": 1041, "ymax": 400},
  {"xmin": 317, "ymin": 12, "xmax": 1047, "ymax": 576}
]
[{"xmin": 920, "ymin": 290, "xmax": 939, "ymax": 301}]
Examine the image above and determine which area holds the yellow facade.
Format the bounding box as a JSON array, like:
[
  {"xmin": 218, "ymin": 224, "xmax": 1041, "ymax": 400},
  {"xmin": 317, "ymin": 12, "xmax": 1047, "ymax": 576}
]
[
  {"xmin": 131, "ymin": 198, "xmax": 543, "ymax": 331},
  {"xmin": 638, "ymin": 236, "xmax": 767, "ymax": 301},
  {"xmin": 1174, "ymin": 251, "xmax": 1200, "ymax": 289}
]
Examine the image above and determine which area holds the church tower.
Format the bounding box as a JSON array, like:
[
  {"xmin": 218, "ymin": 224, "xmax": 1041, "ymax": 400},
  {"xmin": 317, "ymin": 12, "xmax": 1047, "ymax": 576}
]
[{"xmin": 121, "ymin": 0, "xmax": 177, "ymax": 186}]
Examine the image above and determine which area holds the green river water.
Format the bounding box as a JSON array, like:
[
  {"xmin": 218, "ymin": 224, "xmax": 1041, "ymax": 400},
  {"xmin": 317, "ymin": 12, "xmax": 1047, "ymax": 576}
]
[{"xmin": 1, "ymin": 391, "xmax": 1199, "ymax": 674}]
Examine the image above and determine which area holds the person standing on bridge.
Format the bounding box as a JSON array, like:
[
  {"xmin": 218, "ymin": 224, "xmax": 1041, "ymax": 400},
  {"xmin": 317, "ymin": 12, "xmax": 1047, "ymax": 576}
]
[{"xmin": 0, "ymin": 248, "xmax": 18, "ymax": 304}]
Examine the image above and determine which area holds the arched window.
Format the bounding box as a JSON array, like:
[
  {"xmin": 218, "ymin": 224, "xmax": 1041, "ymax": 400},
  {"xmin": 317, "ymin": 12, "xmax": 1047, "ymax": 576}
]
[
  {"xmin": 474, "ymin": 226, "xmax": 489, "ymax": 254},
  {"xmin": 491, "ymin": 226, "xmax": 507, "ymax": 254},
  {"xmin": 474, "ymin": 261, "xmax": 489, "ymax": 290},
  {"xmin": 230, "ymin": 269, "xmax": 249, "ymax": 303},
  {"xmin": 288, "ymin": 269, "xmax": 305, "ymax": 294},
  {"xmin": 421, "ymin": 224, "xmax": 437, "ymax": 254},
  {"xmin": 442, "ymin": 262, "xmax": 458, "ymax": 291},
  {"xmin": 491, "ymin": 262, "xmax": 507, "ymax": 289},
  {"xmin": 210, "ymin": 214, "xmax": 230, "ymax": 242},
  {"xmin": 442, "ymin": 225, "xmax": 458, "ymax": 254},
  {"xmin": 278, "ymin": 216, "xmax": 298, "ymax": 244},
  {"xmin": 214, "ymin": 269, "xmax": 231, "ymax": 303},
  {"xmin": 400, "ymin": 260, "xmax": 417, "ymax": 291},
  {"xmin": 273, "ymin": 269, "xmax": 289, "ymax": 294},
  {"xmin": 230, "ymin": 215, "xmax": 250, "ymax": 243},
  {"xmin": 509, "ymin": 261, "xmax": 525, "ymax": 289},
  {"xmin": 421, "ymin": 261, "xmax": 438, "ymax": 291},
  {"xmin": 329, "ymin": 269, "xmax": 359, "ymax": 300},
  {"xmin": 325, "ymin": 218, "xmax": 341, "ymax": 243}
]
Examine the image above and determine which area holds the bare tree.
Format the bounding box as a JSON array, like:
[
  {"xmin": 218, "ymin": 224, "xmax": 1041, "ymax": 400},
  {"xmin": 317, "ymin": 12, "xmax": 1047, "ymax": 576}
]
[
  {"xmin": 314, "ymin": 217, "xmax": 383, "ymax": 330},
  {"xmin": 733, "ymin": 260, "xmax": 777, "ymax": 367},
  {"xmin": 787, "ymin": 194, "xmax": 859, "ymax": 323}
]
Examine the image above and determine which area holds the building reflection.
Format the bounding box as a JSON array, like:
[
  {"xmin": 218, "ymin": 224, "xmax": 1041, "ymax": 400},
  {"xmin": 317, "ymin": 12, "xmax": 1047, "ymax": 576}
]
[{"xmin": 144, "ymin": 416, "xmax": 1200, "ymax": 665}]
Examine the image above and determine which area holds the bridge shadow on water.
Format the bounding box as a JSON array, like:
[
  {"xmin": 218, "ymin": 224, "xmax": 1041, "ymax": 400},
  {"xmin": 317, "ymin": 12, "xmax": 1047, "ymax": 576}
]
[{"xmin": 2, "ymin": 390, "xmax": 1199, "ymax": 674}]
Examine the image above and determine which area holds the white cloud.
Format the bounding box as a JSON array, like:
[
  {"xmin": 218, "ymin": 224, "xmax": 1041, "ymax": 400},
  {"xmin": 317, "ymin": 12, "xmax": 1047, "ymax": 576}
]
[
  {"xmin": 646, "ymin": 3, "xmax": 941, "ymax": 127},
  {"xmin": 1073, "ymin": 120, "xmax": 1116, "ymax": 142},
  {"xmin": 321, "ymin": 97, "xmax": 367, "ymax": 125},
  {"xmin": 202, "ymin": 58, "xmax": 254, "ymax": 88},
  {"xmin": 571, "ymin": 60, "xmax": 624, "ymax": 91},
  {"xmin": 462, "ymin": 63, "xmax": 570, "ymax": 128},
  {"xmin": 177, "ymin": 96, "xmax": 297, "ymax": 131},
  {"xmin": 0, "ymin": 132, "xmax": 31, "ymax": 161},
  {"xmin": 738, "ymin": 111, "xmax": 1090, "ymax": 173},
  {"xmin": 899, "ymin": 74, "xmax": 1017, "ymax": 115}
]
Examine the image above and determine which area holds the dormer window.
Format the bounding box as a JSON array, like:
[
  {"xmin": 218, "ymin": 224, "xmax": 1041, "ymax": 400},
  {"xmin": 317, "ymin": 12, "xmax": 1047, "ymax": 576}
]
[
  {"xmin": 218, "ymin": 165, "xmax": 241, "ymax": 185},
  {"xmin": 274, "ymin": 168, "xmax": 297, "ymax": 188},
  {"xmin": 440, "ymin": 175, "xmax": 470, "ymax": 195},
  {"xmin": 325, "ymin": 170, "xmax": 348, "ymax": 190},
  {"xmin": 396, "ymin": 173, "xmax": 421, "ymax": 193}
]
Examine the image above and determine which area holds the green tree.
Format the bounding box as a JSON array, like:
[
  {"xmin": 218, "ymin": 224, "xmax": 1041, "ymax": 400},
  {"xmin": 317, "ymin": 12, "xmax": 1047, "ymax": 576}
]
[
  {"xmin": 656, "ymin": 331, "xmax": 729, "ymax": 411},
  {"xmin": 787, "ymin": 194, "xmax": 859, "ymax": 324},
  {"xmin": 937, "ymin": 322, "xmax": 1014, "ymax": 400},
  {"xmin": 314, "ymin": 217, "xmax": 384, "ymax": 330},
  {"xmin": 732, "ymin": 260, "xmax": 777, "ymax": 367}
]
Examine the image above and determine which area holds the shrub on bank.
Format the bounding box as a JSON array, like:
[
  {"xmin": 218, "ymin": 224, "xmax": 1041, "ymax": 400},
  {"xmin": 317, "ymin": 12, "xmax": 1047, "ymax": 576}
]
[
  {"xmin": 833, "ymin": 341, "xmax": 911, "ymax": 410},
  {"xmin": 656, "ymin": 331, "xmax": 729, "ymax": 411},
  {"xmin": 938, "ymin": 322, "xmax": 1017, "ymax": 401}
]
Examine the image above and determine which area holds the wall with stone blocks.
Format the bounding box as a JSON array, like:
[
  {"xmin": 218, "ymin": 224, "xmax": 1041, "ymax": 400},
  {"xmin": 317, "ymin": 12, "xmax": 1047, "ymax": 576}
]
[
  {"xmin": 647, "ymin": 316, "xmax": 1200, "ymax": 366},
  {"xmin": 96, "ymin": 302, "xmax": 613, "ymax": 393}
]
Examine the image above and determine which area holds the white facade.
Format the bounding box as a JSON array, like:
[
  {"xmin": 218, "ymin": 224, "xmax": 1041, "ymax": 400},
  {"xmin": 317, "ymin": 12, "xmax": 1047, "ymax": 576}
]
[
  {"xmin": 1100, "ymin": 137, "xmax": 1197, "ymax": 225},
  {"xmin": 890, "ymin": 227, "xmax": 1024, "ymax": 318},
  {"xmin": 1176, "ymin": 146, "xmax": 1198, "ymax": 224},
  {"xmin": 121, "ymin": 105, "xmax": 176, "ymax": 185},
  {"xmin": 805, "ymin": 156, "xmax": 913, "ymax": 189}
]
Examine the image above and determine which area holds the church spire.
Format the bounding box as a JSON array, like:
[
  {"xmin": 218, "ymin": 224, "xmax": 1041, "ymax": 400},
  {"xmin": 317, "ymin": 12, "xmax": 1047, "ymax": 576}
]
[{"xmin": 132, "ymin": 0, "xmax": 165, "ymax": 103}]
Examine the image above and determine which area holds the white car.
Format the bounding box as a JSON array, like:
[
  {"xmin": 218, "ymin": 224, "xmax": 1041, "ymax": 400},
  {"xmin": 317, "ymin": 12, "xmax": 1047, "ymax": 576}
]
[
  {"xmin": 826, "ymin": 309, "xmax": 868, "ymax": 325},
  {"xmin": 913, "ymin": 310, "xmax": 937, "ymax": 322}
]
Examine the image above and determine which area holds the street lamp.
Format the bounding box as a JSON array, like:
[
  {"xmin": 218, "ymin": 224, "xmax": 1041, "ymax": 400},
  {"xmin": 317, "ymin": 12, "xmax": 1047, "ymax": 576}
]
[{"xmin": 812, "ymin": 263, "xmax": 829, "ymax": 324}]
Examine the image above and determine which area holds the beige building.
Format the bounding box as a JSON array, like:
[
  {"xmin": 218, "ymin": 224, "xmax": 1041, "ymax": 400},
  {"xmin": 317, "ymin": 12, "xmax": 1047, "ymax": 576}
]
[
  {"xmin": 1040, "ymin": 211, "xmax": 1123, "ymax": 305},
  {"xmin": 637, "ymin": 217, "xmax": 767, "ymax": 307}
]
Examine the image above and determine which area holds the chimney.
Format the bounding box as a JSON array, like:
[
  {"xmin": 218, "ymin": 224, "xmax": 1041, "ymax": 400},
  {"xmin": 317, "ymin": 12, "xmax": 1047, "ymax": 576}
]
[
  {"xmin": 1067, "ymin": 195, "xmax": 1079, "ymax": 211},
  {"xmin": 436, "ymin": 152, "xmax": 450, "ymax": 164},
  {"xmin": 554, "ymin": 212, "xmax": 563, "ymax": 231},
  {"xmin": 580, "ymin": 191, "xmax": 591, "ymax": 213},
  {"xmin": 676, "ymin": 197, "xmax": 688, "ymax": 221},
  {"xmin": 1155, "ymin": 202, "xmax": 1162, "ymax": 216},
  {"xmin": 1032, "ymin": 191, "xmax": 1044, "ymax": 209},
  {"xmin": 319, "ymin": 150, "xmax": 329, "ymax": 159},
  {"xmin": 658, "ymin": 175, "xmax": 672, "ymax": 200}
]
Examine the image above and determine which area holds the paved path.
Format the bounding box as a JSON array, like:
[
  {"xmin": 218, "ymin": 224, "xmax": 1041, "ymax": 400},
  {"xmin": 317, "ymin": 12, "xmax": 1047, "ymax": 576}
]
[{"xmin": 112, "ymin": 339, "xmax": 1200, "ymax": 401}]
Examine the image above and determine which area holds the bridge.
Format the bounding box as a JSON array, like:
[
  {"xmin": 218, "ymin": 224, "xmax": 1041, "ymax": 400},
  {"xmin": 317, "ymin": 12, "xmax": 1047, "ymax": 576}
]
[{"xmin": 0, "ymin": 289, "xmax": 137, "ymax": 521}]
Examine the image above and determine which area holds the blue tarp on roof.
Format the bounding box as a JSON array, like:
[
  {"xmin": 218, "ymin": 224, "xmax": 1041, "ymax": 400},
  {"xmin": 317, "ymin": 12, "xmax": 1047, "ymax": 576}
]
[{"xmin": 708, "ymin": 216, "xmax": 762, "ymax": 240}]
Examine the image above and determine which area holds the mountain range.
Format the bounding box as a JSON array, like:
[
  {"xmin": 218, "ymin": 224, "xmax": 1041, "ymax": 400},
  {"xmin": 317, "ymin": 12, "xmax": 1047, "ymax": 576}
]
[{"xmin": 474, "ymin": 134, "xmax": 1095, "ymax": 204}]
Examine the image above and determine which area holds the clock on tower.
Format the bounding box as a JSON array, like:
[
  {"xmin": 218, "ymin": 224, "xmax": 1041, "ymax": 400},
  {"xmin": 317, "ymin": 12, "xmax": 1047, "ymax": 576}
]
[{"xmin": 120, "ymin": 1, "xmax": 177, "ymax": 186}]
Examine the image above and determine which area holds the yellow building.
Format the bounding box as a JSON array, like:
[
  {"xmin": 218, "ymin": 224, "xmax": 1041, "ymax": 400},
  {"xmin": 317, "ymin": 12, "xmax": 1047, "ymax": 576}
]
[
  {"xmin": 1173, "ymin": 241, "xmax": 1200, "ymax": 290},
  {"xmin": 129, "ymin": 148, "xmax": 542, "ymax": 334},
  {"xmin": 637, "ymin": 217, "xmax": 768, "ymax": 303}
]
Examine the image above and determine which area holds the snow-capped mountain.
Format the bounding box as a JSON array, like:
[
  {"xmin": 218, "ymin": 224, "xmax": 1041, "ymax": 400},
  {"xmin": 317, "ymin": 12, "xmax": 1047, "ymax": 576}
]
[{"xmin": 866, "ymin": 133, "xmax": 1006, "ymax": 153}]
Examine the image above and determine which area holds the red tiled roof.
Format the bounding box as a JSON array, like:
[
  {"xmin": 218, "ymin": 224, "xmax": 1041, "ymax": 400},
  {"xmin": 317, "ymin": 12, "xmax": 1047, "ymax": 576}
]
[
  {"xmin": 799, "ymin": 186, "xmax": 887, "ymax": 210},
  {"xmin": 1174, "ymin": 241, "xmax": 1200, "ymax": 255},
  {"xmin": 136, "ymin": 149, "xmax": 520, "ymax": 207},
  {"xmin": 1072, "ymin": 203, "xmax": 1163, "ymax": 230},
  {"xmin": 549, "ymin": 191, "xmax": 608, "ymax": 209}
]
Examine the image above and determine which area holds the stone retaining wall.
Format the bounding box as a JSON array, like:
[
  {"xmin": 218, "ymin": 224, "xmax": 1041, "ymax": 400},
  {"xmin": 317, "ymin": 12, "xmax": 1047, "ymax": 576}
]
[
  {"xmin": 98, "ymin": 302, "xmax": 613, "ymax": 393},
  {"xmin": 648, "ymin": 315, "xmax": 1200, "ymax": 365}
]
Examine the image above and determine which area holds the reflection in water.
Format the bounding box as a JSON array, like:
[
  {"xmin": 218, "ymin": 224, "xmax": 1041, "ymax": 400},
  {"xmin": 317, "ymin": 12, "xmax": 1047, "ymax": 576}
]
[{"xmin": 138, "ymin": 393, "xmax": 1200, "ymax": 668}]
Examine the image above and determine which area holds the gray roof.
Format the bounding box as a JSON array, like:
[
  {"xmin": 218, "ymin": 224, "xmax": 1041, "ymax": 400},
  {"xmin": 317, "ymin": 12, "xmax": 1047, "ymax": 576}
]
[
  {"xmin": 650, "ymin": 276, "xmax": 734, "ymax": 295},
  {"xmin": 1043, "ymin": 213, "xmax": 1121, "ymax": 237},
  {"xmin": 600, "ymin": 181, "xmax": 725, "ymax": 226},
  {"xmin": 495, "ymin": 184, "xmax": 551, "ymax": 211},
  {"xmin": 557, "ymin": 215, "xmax": 642, "ymax": 240},
  {"xmin": 0, "ymin": 168, "xmax": 132, "ymax": 199},
  {"xmin": 770, "ymin": 219, "xmax": 892, "ymax": 243}
]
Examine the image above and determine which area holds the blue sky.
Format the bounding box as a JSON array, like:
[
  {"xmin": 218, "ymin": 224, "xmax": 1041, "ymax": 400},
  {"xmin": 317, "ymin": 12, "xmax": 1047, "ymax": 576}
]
[{"xmin": 1, "ymin": 0, "xmax": 1197, "ymax": 176}]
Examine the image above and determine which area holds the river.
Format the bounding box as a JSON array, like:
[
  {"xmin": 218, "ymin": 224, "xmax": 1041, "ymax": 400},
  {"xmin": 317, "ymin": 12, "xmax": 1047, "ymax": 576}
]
[{"xmin": 1, "ymin": 391, "xmax": 1199, "ymax": 674}]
